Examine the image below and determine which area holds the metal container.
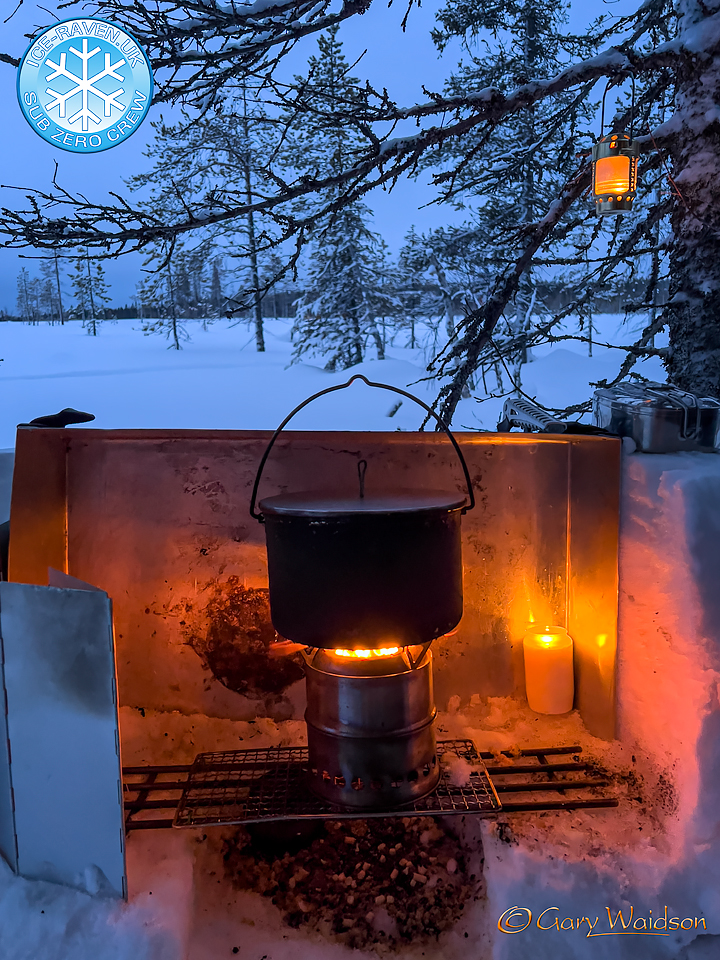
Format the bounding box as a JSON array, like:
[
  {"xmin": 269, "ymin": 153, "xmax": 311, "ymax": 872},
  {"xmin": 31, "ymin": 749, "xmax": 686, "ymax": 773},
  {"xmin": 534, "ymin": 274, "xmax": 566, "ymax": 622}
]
[
  {"xmin": 251, "ymin": 374, "xmax": 475, "ymax": 650},
  {"xmin": 259, "ymin": 489, "xmax": 464, "ymax": 648},
  {"xmin": 593, "ymin": 382, "xmax": 720, "ymax": 453},
  {"xmin": 304, "ymin": 647, "xmax": 440, "ymax": 809}
]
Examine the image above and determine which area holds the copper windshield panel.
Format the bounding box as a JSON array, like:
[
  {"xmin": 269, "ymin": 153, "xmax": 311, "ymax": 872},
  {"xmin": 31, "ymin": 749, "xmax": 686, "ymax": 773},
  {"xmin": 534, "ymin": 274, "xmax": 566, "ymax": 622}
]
[{"xmin": 9, "ymin": 429, "xmax": 620, "ymax": 740}]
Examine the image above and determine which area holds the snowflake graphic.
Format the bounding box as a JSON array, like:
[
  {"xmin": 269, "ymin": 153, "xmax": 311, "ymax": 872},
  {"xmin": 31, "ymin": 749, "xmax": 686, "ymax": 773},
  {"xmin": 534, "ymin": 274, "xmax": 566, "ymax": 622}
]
[{"xmin": 44, "ymin": 38, "xmax": 126, "ymax": 132}]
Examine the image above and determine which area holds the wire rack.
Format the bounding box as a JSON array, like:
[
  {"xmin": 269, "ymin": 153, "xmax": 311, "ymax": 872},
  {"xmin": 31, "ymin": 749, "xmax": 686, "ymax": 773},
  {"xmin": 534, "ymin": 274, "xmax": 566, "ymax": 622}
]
[
  {"xmin": 172, "ymin": 739, "xmax": 500, "ymax": 828},
  {"xmin": 122, "ymin": 743, "xmax": 617, "ymax": 832}
]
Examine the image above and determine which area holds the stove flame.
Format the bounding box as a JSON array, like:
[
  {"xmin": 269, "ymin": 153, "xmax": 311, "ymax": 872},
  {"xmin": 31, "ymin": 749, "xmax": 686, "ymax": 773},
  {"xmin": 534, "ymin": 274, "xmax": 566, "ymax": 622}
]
[{"xmin": 334, "ymin": 646, "xmax": 400, "ymax": 659}]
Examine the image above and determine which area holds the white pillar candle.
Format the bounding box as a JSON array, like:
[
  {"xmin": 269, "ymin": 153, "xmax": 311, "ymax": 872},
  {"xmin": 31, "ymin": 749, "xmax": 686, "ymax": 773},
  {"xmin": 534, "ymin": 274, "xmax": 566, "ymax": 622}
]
[{"xmin": 523, "ymin": 626, "xmax": 574, "ymax": 715}]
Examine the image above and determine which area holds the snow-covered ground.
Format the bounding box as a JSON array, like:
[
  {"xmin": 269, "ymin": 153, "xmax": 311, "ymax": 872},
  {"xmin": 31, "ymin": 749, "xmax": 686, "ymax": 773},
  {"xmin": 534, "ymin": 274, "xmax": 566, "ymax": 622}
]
[{"xmin": 0, "ymin": 315, "xmax": 666, "ymax": 450}]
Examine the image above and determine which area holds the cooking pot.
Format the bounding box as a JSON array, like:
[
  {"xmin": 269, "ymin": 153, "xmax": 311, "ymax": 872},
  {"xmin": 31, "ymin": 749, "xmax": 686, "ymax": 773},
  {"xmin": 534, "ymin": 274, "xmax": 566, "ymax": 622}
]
[
  {"xmin": 593, "ymin": 381, "xmax": 720, "ymax": 453},
  {"xmin": 250, "ymin": 375, "xmax": 475, "ymax": 649}
]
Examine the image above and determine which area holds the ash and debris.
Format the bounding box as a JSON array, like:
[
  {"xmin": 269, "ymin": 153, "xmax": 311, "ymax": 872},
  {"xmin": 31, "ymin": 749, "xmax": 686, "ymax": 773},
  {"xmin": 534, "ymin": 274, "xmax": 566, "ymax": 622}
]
[
  {"xmin": 178, "ymin": 577, "xmax": 304, "ymax": 698},
  {"xmin": 223, "ymin": 816, "xmax": 484, "ymax": 950}
]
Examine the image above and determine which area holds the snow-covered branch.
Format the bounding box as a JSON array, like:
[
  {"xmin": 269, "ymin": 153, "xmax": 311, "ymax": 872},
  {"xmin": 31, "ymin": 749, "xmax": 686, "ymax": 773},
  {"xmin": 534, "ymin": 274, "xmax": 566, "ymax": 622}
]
[{"xmin": 42, "ymin": 0, "xmax": 373, "ymax": 104}]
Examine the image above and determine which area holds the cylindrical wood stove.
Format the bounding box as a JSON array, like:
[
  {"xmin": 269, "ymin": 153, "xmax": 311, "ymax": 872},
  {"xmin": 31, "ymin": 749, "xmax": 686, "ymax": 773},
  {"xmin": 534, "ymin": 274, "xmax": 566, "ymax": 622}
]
[
  {"xmin": 251, "ymin": 375, "xmax": 475, "ymax": 810},
  {"xmin": 303, "ymin": 647, "xmax": 439, "ymax": 808}
]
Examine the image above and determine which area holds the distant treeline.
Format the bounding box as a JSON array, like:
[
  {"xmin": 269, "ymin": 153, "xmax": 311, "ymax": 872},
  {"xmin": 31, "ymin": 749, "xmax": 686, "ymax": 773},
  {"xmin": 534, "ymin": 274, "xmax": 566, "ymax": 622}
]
[{"xmin": 1, "ymin": 281, "xmax": 660, "ymax": 322}]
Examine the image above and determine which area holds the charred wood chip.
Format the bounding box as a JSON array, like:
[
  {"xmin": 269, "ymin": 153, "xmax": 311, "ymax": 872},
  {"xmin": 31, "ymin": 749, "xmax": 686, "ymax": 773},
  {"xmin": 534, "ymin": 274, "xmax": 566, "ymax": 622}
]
[{"xmin": 222, "ymin": 816, "xmax": 484, "ymax": 948}]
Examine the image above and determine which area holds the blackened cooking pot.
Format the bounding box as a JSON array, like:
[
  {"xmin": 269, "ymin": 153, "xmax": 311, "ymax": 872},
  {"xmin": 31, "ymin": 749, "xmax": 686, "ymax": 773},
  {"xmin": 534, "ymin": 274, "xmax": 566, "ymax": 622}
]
[{"xmin": 250, "ymin": 375, "xmax": 475, "ymax": 649}]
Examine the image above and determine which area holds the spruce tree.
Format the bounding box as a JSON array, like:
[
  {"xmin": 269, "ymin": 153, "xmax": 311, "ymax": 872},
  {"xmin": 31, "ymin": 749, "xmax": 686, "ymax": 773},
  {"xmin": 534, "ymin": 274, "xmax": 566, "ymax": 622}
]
[
  {"xmin": 209, "ymin": 262, "xmax": 225, "ymax": 319},
  {"xmin": 289, "ymin": 28, "xmax": 391, "ymax": 369},
  {"xmin": 294, "ymin": 204, "xmax": 394, "ymax": 369}
]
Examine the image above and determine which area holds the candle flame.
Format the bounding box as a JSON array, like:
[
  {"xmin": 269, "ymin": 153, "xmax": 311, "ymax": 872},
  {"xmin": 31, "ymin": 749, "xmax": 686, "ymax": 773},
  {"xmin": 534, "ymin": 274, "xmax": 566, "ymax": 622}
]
[
  {"xmin": 594, "ymin": 155, "xmax": 631, "ymax": 195},
  {"xmin": 525, "ymin": 626, "xmax": 571, "ymax": 649}
]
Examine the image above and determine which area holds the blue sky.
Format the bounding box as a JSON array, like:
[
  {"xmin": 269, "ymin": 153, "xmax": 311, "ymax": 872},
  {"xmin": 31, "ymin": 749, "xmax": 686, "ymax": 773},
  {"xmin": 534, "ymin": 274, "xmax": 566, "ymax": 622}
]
[{"xmin": 0, "ymin": 0, "xmax": 622, "ymax": 312}]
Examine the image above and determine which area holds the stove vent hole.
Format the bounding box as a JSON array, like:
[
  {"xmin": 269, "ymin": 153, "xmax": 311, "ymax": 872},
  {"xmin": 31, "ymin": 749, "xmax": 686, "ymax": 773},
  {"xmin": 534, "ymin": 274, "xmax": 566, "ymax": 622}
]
[
  {"xmin": 322, "ymin": 770, "xmax": 331, "ymax": 783},
  {"xmin": 422, "ymin": 763, "xmax": 431, "ymax": 778},
  {"xmin": 407, "ymin": 770, "xmax": 419, "ymax": 783},
  {"xmin": 390, "ymin": 777, "xmax": 403, "ymax": 788},
  {"xmin": 370, "ymin": 779, "xmax": 382, "ymax": 792},
  {"xmin": 334, "ymin": 776, "xmax": 346, "ymax": 788},
  {"xmin": 351, "ymin": 778, "xmax": 364, "ymax": 792}
]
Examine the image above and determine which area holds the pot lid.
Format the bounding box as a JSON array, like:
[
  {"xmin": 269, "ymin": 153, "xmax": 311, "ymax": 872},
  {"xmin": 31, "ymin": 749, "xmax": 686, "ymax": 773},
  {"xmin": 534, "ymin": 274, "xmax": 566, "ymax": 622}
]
[{"xmin": 259, "ymin": 488, "xmax": 466, "ymax": 517}]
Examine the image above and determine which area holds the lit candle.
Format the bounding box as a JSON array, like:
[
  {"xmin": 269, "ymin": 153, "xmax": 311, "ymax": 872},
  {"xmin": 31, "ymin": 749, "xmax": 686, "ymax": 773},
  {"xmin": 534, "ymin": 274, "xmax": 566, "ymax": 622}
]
[{"xmin": 523, "ymin": 626, "xmax": 574, "ymax": 715}]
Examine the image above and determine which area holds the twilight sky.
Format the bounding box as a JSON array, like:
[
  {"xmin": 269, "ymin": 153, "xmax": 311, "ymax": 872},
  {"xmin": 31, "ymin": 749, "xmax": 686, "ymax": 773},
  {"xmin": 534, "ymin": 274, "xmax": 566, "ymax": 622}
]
[{"xmin": 0, "ymin": 0, "xmax": 621, "ymax": 312}]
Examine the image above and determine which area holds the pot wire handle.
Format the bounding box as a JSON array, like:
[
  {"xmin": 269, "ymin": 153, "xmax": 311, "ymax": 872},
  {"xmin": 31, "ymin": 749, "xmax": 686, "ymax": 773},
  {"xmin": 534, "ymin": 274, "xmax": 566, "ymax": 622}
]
[{"xmin": 249, "ymin": 373, "xmax": 476, "ymax": 522}]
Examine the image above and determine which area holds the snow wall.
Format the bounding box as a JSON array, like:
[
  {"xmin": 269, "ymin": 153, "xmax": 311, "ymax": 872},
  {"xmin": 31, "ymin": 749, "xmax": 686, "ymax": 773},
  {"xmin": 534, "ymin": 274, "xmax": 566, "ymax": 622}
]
[{"xmin": 482, "ymin": 452, "xmax": 720, "ymax": 960}]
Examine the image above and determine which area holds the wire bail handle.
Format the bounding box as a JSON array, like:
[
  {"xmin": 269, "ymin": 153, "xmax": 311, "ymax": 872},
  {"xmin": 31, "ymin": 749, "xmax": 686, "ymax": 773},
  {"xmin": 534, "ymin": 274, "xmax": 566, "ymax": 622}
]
[
  {"xmin": 600, "ymin": 74, "xmax": 636, "ymax": 139},
  {"xmin": 249, "ymin": 373, "xmax": 476, "ymax": 521}
]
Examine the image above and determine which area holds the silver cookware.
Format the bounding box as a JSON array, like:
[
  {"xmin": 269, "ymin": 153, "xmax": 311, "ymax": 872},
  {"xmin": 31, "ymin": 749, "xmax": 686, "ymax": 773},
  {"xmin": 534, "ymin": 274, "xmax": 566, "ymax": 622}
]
[{"xmin": 592, "ymin": 381, "xmax": 720, "ymax": 453}]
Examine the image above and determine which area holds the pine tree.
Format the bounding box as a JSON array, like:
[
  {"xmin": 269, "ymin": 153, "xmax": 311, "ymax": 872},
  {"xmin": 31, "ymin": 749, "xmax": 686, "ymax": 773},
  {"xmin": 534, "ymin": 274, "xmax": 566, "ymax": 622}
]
[
  {"xmin": 397, "ymin": 226, "xmax": 478, "ymax": 353},
  {"xmin": 425, "ymin": 0, "xmax": 599, "ymax": 389},
  {"xmin": 139, "ymin": 245, "xmax": 189, "ymax": 349},
  {"xmin": 128, "ymin": 85, "xmax": 284, "ymax": 350},
  {"xmin": 15, "ymin": 267, "xmax": 34, "ymax": 323},
  {"xmin": 289, "ymin": 28, "xmax": 392, "ymax": 368},
  {"xmin": 69, "ymin": 250, "xmax": 111, "ymax": 334},
  {"xmin": 39, "ymin": 256, "xmax": 65, "ymax": 323}
]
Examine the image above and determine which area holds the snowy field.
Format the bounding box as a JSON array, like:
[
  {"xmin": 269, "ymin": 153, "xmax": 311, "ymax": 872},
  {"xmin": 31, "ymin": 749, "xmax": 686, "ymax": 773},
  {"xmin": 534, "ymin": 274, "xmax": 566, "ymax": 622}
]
[{"xmin": 0, "ymin": 315, "xmax": 666, "ymax": 450}]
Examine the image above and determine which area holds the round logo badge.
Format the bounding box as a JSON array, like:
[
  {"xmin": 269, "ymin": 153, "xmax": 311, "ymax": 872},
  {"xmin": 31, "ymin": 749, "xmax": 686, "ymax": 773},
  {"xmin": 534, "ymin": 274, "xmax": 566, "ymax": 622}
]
[{"xmin": 17, "ymin": 18, "xmax": 153, "ymax": 153}]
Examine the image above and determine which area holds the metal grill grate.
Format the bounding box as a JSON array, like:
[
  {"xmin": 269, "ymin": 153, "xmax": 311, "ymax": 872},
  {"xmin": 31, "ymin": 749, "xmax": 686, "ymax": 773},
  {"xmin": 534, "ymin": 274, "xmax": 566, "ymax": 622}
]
[
  {"xmin": 122, "ymin": 743, "xmax": 617, "ymax": 831},
  {"xmin": 172, "ymin": 740, "xmax": 500, "ymax": 828}
]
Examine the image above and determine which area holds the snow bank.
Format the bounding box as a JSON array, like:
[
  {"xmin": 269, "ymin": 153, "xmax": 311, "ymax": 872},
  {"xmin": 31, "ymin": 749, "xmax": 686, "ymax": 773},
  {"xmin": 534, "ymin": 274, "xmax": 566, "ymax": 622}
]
[
  {"xmin": 465, "ymin": 451, "xmax": 720, "ymax": 959},
  {"xmin": 0, "ymin": 850, "xmax": 182, "ymax": 960}
]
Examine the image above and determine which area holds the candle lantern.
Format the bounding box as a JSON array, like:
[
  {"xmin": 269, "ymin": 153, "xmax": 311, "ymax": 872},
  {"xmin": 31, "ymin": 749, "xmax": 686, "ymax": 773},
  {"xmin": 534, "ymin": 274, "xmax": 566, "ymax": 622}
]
[
  {"xmin": 592, "ymin": 79, "xmax": 640, "ymax": 216},
  {"xmin": 592, "ymin": 135, "xmax": 640, "ymax": 215},
  {"xmin": 523, "ymin": 625, "xmax": 574, "ymax": 715}
]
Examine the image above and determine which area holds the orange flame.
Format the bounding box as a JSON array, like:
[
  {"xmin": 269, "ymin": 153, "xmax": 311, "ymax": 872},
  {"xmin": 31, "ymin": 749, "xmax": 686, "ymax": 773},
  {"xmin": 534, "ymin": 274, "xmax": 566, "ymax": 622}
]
[
  {"xmin": 594, "ymin": 155, "xmax": 631, "ymax": 195},
  {"xmin": 334, "ymin": 646, "xmax": 400, "ymax": 659}
]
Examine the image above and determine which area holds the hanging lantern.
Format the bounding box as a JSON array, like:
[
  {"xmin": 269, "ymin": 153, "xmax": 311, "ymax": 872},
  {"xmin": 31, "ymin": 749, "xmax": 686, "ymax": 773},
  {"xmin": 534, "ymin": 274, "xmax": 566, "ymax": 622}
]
[
  {"xmin": 592, "ymin": 78, "xmax": 640, "ymax": 216},
  {"xmin": 592, "ymin": 134, "xmax": 640, "ymax": 215}
]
